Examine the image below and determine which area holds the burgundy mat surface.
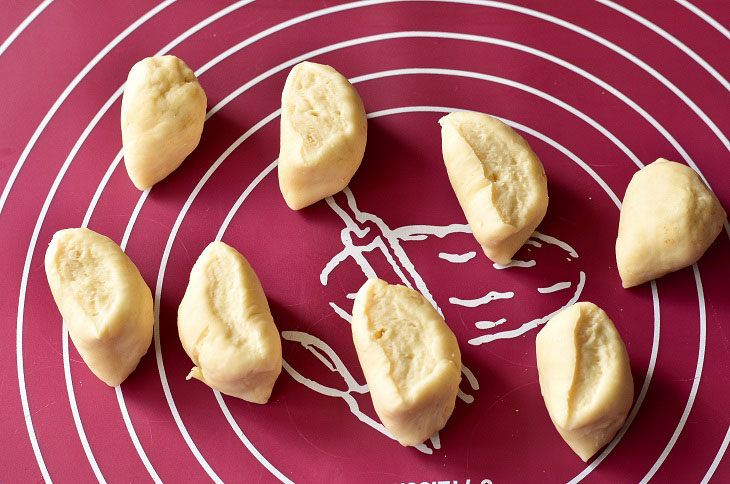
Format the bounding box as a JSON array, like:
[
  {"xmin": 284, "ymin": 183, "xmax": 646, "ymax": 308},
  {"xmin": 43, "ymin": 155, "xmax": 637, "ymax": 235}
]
[{"xmin": 2, "ymin": 1, "xmax": 729, "ymax": 482}]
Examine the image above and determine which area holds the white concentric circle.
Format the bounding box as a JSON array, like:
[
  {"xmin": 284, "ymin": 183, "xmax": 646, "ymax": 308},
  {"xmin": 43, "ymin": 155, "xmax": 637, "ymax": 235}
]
[
  {"xmin": 69, "ymin": 1, "xmax": 259, "ymax": 481},
  {"xmin": 702, "ymin": 425, "xmax": 730, "ymax": 484},
  {"xmin": 597, "ymin": 0, "xmax": 730, "ymax": 95},
  {"xmin": 12, "ymin": 1, "xmax": 259, "ymax": 481},
  {"xmin": 676, "ymin": 0, "xmax": 730, "ymax": 43},
  {"xmin": 0, "ymin": 0, "xmax": 53, "ymax": 59}
]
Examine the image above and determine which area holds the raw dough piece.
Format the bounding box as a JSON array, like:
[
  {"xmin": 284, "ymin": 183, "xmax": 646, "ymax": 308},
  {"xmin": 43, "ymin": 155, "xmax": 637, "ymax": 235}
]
[
  {"xmin": 536, "ymin": 302, "xmax": 633, "ymax": 461},
  {"xmin": 178, "ymin": 241, "xmax": 282, "ymax": 404},
  {"xmin": 45, "ymin": 228, "xmax": 154, "ymax": 386},
  {"xmin": 616, "ymin": 158, "xmax": 726, "ymax": 288},
  {"xmin": 439, "ymin": 111, "xmax": 548, "ymax": 265},
  {"xmin": 352, "ymin": 279, "xmax": 461, "ymax": 446},
  {"xmin": 278, "ymin": 61, "xmax": 367, "ymax": 210},
  {"xmin": 121, "ymin": 55, "xmax": 207, "ymax": 190}
]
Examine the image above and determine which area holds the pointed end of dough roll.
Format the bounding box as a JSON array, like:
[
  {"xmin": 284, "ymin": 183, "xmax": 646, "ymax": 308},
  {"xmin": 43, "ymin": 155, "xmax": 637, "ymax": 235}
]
[{"xmin": 187, "ymin": 367, "xmax": 203, "ymax": 382}]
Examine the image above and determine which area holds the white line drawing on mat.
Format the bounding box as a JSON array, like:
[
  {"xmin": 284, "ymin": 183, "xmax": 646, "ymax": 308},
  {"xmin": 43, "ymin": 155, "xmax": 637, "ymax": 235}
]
[
  {"xmin": 283, "ymin": 186, "xmax": 582, "ymax": 454},
  {"xmin": 321, "ymin": 187, "xmax": 583, "ymax": 345}
]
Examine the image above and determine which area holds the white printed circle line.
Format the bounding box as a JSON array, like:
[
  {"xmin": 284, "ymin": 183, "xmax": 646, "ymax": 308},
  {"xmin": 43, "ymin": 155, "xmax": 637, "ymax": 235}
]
[
  {"xmin": 60, "ymin": 329, "xmax": 107, "ymax": 484},
  {"xmin": 80, "ymin": 0, "xmax": 259, "ymax": 230},
  {"xmin": 142, "ymin": 37, "xmax": 704, "ymax": 476},
  {"xmin": 208, "ymin": 103, "xmax": 658, "ymax": 481},
  {"xmin": 676, "ymin": 0, "xmax": 730, "ymax": 43},
  {"xmin": 701, "ymin": 424, "xmax": 730, "ymax": 484},
  {"xmin": 469, "ymin": 0, "xmax": 729, "ymax": 238},
  {"xmin": 13, "ymin": 2, "xmax": 178, "ymax": 481},
  {"xmin": 199, "ymin": 24, "xmax": 727, "ymax": 240},
  {"xmin": 74, "ymin": 190, "xmax": 164, "ymax": 484},
  {"xmin": 210, "ymin": 106, "xmax": 680, "ymax": 483},
  {"xmin": 640, "ymin": 264, "xmax": 707, "ymax": 483},
  {"xmin": 190, "ymin": 104, "xmax": 642, "ymax": 476},
  {"xmin": 177, "ymin": 0, "xmax": 730, "ymax": 193},
  {"xmin": 0, "ymin": 0, "xmax": 54, "ymax": 59},
  {"xmin": 147, "ymin": 110, "xmax": 283, "ymax": 482},
  {"xmin": 103, "ymin": 0, "xmax": 727, "ymax": 211},
  {"xmin": 596, "ymin": 0, "xmax": 730, "ymax": 95},
  {"xmin": 17, "ymin": 4, "xmax": 715, "ymax": 482},
  {"xmin": 120, "ymin": 26, "xmax": 717, "ymax": 479},
  {"xmin": 213, "ymin": 390, "xmax": 294, "ymax": 484}
]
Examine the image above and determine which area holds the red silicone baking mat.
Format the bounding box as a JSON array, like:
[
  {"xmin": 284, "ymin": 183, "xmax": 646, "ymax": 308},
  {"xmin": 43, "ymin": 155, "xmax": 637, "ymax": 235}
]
[{"xmin": 2, "ymin": 1, "xmax": 729, "ymax": 482}]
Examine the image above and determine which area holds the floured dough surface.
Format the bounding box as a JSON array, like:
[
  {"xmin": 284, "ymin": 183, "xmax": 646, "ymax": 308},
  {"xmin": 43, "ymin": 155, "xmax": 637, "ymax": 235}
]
[
  {"xmin": 352, "ymin": 279, "xmax": 461, "ymax": 446},
  {"xmin": 44, "ymin": 228, "xmax": 154, "ymax": 386},
  {"xmin": 439, "ymin": 111, "xmax": 548, "ymax": 265},
  {"xmin": 178, "ymin": 241, "xmax": 282, "ymax": 404},
  {"xmin": 536, "ymin": 302, "xmax": 633, "ymax": 461},
  {"xmin": 121, "ymin": 55, "xmax": 207, "ymax": 190},
  {"xmin": 279, "ymin": 61, "xmax": 367, "ymax": 210},
  {"xmin": 616, "ymin": 158, "xmax": 726, "ymax": 288}
]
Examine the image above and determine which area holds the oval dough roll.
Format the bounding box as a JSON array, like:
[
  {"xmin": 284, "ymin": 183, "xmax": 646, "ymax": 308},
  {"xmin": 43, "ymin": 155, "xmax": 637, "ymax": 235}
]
[
  {"xmin": 616, "ymin": 158, "xmax": 726, "ymax": 288},
  {"xmin": 352, "ymin": 279, "xmax": 461, "ymax": 446},
  {"xmin": 536, "ymin": 302, "xmax": 633, "ymax": 461},
  {"xmin": 45, "ymin": 228, "xmax": 154, "ymax": 387},
  {"xmin": 439, "ymin": 111, "xmax": 548, "ymax": 265},
  {"xmin": 178, "ymin": 241, "xmax": 282, "ymax": 404},
  {"xmin": 278, "ymin": 61, "xmax": 367, "ymax": 210},
  {"xmin": 121, "ymin": 55, "xmax": 207, "ymax": 190}
]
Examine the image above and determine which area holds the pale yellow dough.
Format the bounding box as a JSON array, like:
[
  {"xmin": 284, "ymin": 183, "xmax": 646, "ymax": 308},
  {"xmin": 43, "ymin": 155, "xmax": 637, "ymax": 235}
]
[
  {"xmin": 121, "ymin": 55, "xmax": 207, "ymax": 190},
  {"xmin": 44, "ymin": 228, "xmax": 154, "ymax": 387},
  {"xmin": 351, "ymin": 279, "xmax": 461, "ymax": 446},
  {"xmin": 278, "ymin": 61, "xmax": 367, "ymax": 210},
  {"xmin": 439, "ymin": 111, "xmax": 549, "ymax": 265},
  {"xmin": 178, "ymin": 241, "xmax": 282, "ymax": 404},
  {"xmin": 536, "ymin": 302, "xmax": 633, "ymax": 461},
  {"xmin": 616, "ymin": 159, "xmax": 726, "ymax": 288}
]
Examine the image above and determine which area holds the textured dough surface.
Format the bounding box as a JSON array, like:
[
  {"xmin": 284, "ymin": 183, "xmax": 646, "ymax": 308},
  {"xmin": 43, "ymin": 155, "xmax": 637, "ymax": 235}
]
[
  {"xmin": 178, "ymin": 241, "xmax": 282, "ymax": 404},
  {"xmin": 44, "ymin": 228, "xmax": 154, "ymax": 386},
  {"xmin": 121, "ymin": 55, "xmax": 207, "ymax": 190},
  {"xmin": 536, "ymin": 302, "xmax": 633, "ymax": 461},
  {"xmin": 352, "ymin": 279, "xmax": 461, "ymax": 446},
  {"xmin": 278, "ymin": 61, "xmax": 367, "ymax": 210},
  {"xmin": 616, "ymin": 159, "xmax": 726, "ymax": 288},
  {"xmin": 439, "ymin": 111, "xmax": 548, "ymax": 265}
]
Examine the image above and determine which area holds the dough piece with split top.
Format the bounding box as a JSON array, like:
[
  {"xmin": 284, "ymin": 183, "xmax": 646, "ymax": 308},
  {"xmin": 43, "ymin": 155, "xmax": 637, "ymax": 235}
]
[
  {"xmin": 536, "ymin": 302, "xmax": 633, "ymax": 461},
  {"xmin": 439, "ymin": 111, "xmax": 548, "ymax": 265},
  {"xmin": 352, "ymin": 278, "xmax": 461, "ymax": 446},
  {"xmin": 178, "ymin": 241, "xmax": 282, "ymax": 404},
  {"xmin": 278, "ymin": 61, "xmax": 367, "ymax": 210},
  {"xmin": 45, "ymin": 228, "xmax": 154, "ymax": 387}
]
